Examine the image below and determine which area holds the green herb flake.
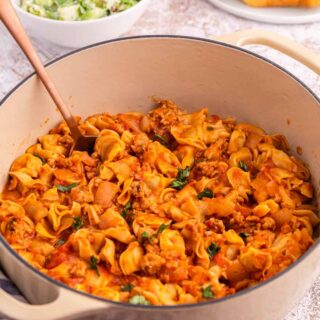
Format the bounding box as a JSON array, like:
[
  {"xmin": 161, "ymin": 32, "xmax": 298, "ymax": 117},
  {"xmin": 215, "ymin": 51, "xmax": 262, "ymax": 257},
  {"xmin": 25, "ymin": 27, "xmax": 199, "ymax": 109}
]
[
  {"xmin": 129, "ymin": 295, "xmax": 150, "ymax": 305},
  {"xmin": 153, "ymin": 134, "xmax": 168, "ymax": 147},
  {"xmin": 170, "ymin": 167, "xmax": 190, "ymax": 190},
  {"xmin": 170, "ymin": 180, "xmax": 187, "ymax": 190},
  {"xmin": 157, "ymin": 223, "xmax": 167, "ymax": 235},
  {"xmin": 121, "ymin": 200, "xmax": 133, "ymax": 219},
  {"xmin": 153, "ymin": 223, "xmax": 169, "ymax": 239},
  {"xmin": 202, "ymin": 285, "xmax": 214, "ymax": 299},
  {"xmin": 54, "ymin": 239, "xmax": 65, "ymax": 248},
  {"xmin": 197, "ymin": 188, "xmax": 214, "ymax": 200},
  {"xmin": 207, "ymin": 126, "xmax": 214, "ymax": 131},
  {"xmin": 239, "ymin": 232, "xmax": 249, "ymax": 241},
  {"xmin": 141, "ymin": 223, "xmax": 169, "ymax": 244},
  {"xmin": 34, "ymin": 154, "xmax": 46, "ymax": 164},
  {"xmin": 207, "ymin": 242, "xmax": 221, "ymax": 260},
  {"xmin": 177, "ymin": 167, "xmax": 190, "ymax": 181},
  {"xmin": 73, "ymin": 216, "xmax": 84, "ymax": 231},
  {"xmin": 121, "ymin": 284, "xmax": 134, "ymax": 292},
  {"xmin": 56, "ymin": 183, "xmax": 78, "ymax": 193},
  {"xmin": 140, "ymin": 231, "xmax": 151, "ymax": 242},
  {"xmin": 88, "ymin": 256, "xmax": 100, "ymax": 277},
  {"xmin": 239, "ymin": 161, "xmax": 249, "ymax": 172}
]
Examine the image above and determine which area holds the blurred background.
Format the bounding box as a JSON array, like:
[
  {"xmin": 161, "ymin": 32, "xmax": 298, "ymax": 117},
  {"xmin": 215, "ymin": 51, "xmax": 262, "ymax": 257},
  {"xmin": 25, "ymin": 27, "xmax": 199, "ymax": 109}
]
[{"xmin": 1, "ymin": 0, "xmax": 320, "ymax": 100}]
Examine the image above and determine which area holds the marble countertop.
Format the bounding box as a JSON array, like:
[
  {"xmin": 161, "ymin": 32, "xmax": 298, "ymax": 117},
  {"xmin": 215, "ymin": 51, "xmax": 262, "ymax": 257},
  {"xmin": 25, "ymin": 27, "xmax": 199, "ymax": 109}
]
[{"xmin": 0, "ymin": 0, "xmax": 319, "ymax": 319}]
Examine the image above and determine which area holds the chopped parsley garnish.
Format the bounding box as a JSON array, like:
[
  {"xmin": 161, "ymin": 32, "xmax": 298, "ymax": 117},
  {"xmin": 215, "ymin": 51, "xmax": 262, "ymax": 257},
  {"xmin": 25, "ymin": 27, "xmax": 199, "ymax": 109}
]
[
  {"xmin": 239, "ymin": 161, "xmax": 249, "ymax": 172},
  {"xmin": 177, "ymin": 167, "xmax": 190, "ymax": 181},
  {"xmin": 239, "ymin": 232, "xmax": 249, "ymax": 241},
  {"xmin": 154, "ymin": 223, "xmax": 169, "ymax": 239},
  {"xmin": 197, "ymin": 188, "xmax": 214, "ymax": 200},
  {"xmin": 156, "ymin": 223, "xmax": 168, "ymax": 235},
  {"xmin": 73, "ymin": 216, "xmax": 84, "ymax": 231},
  {"xmin": 129, "ymin": 295, "xmax": 150, "ymax": 305},
  {"xmin": 202, "ymin": 285, "xmax": 214, "ymax": 299},
  {"xmin": 56, "ymin": 183, "xmax": 78, "ymax": 193},
  {"xmin": 140, "ymin": 231, "xmax": 150, "ymax": 242},
  {"xmin": 170, "ymin": 180, "xmax": 187, "ymax": 190},
  {"xmin": 34, "ymin": 154, "xmax": 46, "ymax": 164},
  {"xmin": 170, "ymin": 167, "xmax": 190, "ymax": 190},
  {"xmin": 207, "ymin": 242, "xmax": 221, "ymax": 260},
  {"xmin": 153, "ymin": 134, "xmax": 168, "ymax": 147},
  {"xmin": 121, "ymin": 284, "xmax": 134, "ymax": 292},
  {"xmin": 121, "ymin": 200, "xmax": 133, "ymax": 220},
  {"xmin": 88, "ymin": 256, "xmax": 100, "ymax": 277},
  {"xmin": 141, "ymin": 223, "xmax": 169, "ymax": 244},
  {"xmin": 54, "ymin": 239, "xmax": 65, "ymax": 247}
]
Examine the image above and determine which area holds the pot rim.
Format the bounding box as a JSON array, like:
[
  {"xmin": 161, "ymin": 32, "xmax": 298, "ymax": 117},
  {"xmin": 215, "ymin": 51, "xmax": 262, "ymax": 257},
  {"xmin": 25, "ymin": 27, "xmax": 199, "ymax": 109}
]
[{"xmin": 1, "ymin": 34, "xmax": 319, "ymax": 310}]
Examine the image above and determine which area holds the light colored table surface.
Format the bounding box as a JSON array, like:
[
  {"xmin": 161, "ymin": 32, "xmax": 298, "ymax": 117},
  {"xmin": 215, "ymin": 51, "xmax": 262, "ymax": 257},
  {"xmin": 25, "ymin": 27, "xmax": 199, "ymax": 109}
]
[{"xmin": 0, "ymin": 0, "xmax": 319, "ymax": 319}]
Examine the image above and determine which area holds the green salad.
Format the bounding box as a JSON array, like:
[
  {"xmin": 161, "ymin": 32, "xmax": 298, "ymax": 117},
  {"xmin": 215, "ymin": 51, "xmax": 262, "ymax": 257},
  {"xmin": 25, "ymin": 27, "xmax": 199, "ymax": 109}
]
[{"xmin": 21, "ymin": 0, "xmax": 140, "ymax": 21}]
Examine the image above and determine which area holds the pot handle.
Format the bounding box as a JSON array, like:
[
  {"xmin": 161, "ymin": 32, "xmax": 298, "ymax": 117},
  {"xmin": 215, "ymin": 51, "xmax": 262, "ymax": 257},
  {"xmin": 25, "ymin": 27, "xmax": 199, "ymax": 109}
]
[
  {"xmin": 0, "ymin": 286, "xmax": 107, "ymax": 320},
  {"xmin": 215, "ymin": 29, "xmax": 320, "ymax": 75}
]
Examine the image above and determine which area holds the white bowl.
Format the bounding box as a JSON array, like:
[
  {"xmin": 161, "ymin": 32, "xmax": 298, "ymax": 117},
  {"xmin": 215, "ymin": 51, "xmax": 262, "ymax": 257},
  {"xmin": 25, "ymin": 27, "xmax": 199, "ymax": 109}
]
[{"xmin": 12, "ymin": 0, "xmax": 151, "ymax": 48}]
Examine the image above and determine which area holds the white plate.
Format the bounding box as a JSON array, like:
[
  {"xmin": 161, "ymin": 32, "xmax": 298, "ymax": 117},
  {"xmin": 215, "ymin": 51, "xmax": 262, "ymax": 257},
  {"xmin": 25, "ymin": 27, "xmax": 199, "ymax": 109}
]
[{"xmin": 208, "ymin": 0, "xmax": 320, "ymax": 24}]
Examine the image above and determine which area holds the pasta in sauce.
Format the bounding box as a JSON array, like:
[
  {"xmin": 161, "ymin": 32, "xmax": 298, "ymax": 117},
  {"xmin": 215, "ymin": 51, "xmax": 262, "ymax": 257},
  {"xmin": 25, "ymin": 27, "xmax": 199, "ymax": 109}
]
[{"xmin": 0, "ymin": 99, "xmax": 319, "ymax": 305}]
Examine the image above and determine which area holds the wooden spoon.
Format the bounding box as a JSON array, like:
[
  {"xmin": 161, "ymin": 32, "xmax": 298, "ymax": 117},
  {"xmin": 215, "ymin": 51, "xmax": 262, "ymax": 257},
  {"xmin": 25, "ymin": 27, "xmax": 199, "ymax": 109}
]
[{"xmin": 0, "ymin": 0, "xmax": 96, "ymax": 154}]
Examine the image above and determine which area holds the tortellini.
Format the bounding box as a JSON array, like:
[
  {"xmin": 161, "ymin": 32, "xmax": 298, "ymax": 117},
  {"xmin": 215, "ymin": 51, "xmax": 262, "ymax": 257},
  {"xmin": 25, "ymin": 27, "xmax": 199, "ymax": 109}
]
[
  {"xmin": 160, "ymin": 229, "xmax": 186, "ymax": 257},
  {"xmin": 119, "ymin": 242, "xmax": 144, "ymax": 275},
  {"xmin": 1, "ymin": 99, "xmax": 318, "ymax": 306},
  {"xmin": 95, "ymin": 129, "xmax": 125, "ymax": 162}
]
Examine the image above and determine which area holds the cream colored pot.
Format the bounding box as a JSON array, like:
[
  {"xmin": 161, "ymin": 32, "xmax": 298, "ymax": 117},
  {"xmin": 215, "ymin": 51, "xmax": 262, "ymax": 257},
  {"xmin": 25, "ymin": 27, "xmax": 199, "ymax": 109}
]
[{"xmin": 0, "ymin": 30, "xmax": 320, "ymax": 320}]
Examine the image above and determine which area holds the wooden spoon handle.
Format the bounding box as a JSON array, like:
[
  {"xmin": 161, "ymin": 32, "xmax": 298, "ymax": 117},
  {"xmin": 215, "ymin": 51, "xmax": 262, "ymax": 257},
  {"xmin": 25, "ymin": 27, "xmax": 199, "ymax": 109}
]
[{"xmin": 0, "ymin": 0, "xmax": 81, "ymax": 139}]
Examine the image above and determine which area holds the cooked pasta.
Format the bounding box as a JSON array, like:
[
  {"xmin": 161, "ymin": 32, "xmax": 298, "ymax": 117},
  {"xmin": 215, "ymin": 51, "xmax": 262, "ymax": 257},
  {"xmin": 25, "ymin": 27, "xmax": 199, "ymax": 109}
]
[{"xmin": 0, "ymin": 99, "xmax": 319, "ymax": 305}]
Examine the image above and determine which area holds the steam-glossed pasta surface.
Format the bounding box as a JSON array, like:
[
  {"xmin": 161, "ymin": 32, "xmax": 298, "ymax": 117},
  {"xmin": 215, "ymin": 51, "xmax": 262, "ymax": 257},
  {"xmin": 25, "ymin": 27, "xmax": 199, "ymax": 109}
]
[{"xmin": 0, "ymin": 100, "xmax": 319, "ymax": 305}]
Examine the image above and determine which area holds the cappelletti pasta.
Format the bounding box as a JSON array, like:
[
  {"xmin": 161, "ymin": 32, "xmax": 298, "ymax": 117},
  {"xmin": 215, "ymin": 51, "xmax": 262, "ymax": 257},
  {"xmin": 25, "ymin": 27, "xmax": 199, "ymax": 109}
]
[{"xmin": 0, "ymin": 99, "xmax": 319, "ymax": 305}]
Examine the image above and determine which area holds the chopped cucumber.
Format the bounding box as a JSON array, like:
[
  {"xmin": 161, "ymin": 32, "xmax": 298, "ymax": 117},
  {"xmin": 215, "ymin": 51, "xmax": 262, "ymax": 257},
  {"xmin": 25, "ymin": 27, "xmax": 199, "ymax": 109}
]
[
  {"xmin": 26, "ymin": 4, "xmax": 47, "ymax": 17},
  {"xmin": 57, "ymin": 4, "xmax": 80, "ymax": 20},
  {"xmin": 34, "ymin": 0, "xmax": 54, "ymax": 7},
  {"xmin": 80, "ymin": 7, "xmax": 106, "ymax": 20},
  {"xmin": 20, "ymin": 0, "xmax": 140, "ymax": 21}
]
